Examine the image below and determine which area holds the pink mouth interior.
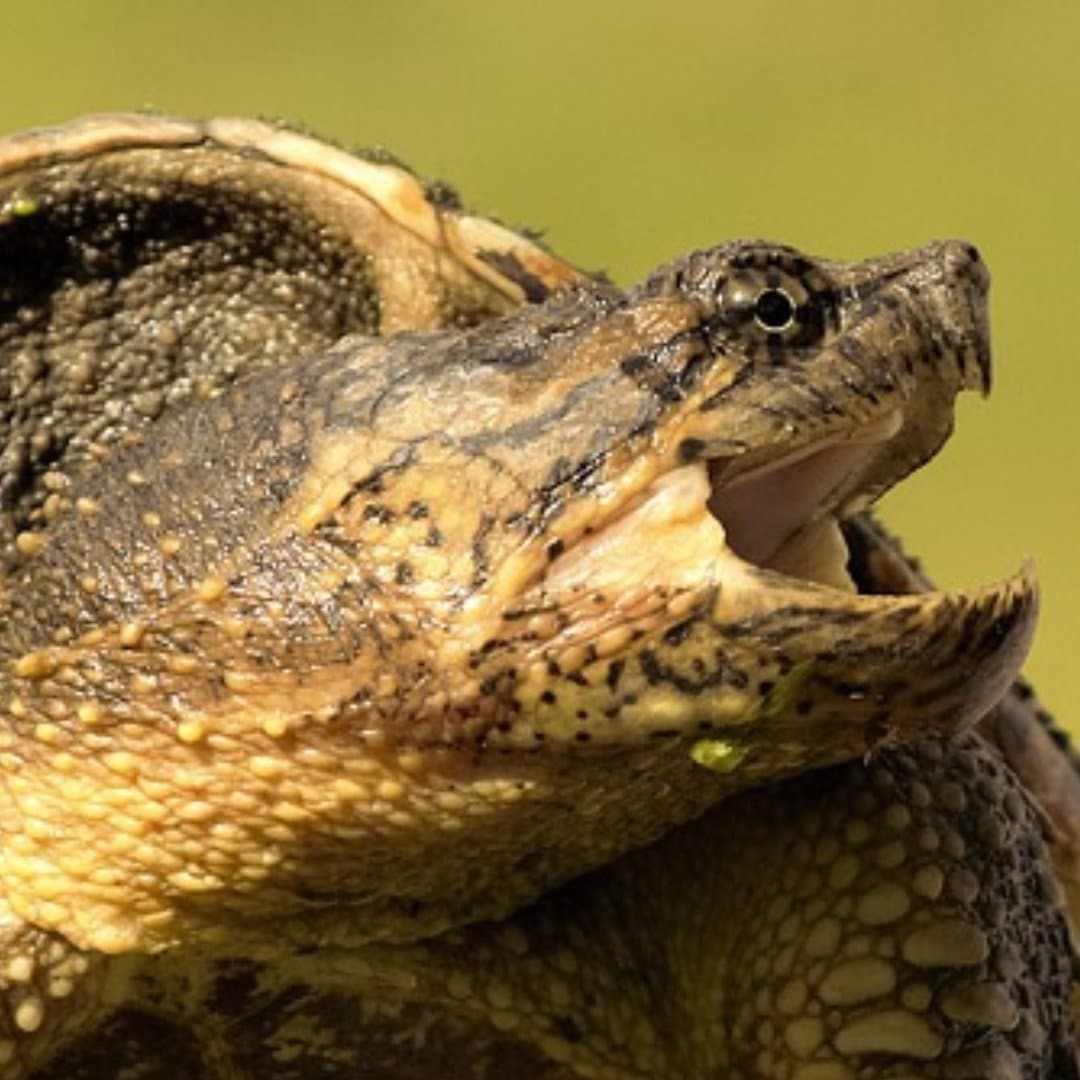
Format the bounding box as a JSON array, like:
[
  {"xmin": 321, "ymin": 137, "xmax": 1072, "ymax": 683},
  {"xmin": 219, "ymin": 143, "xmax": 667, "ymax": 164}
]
[{"xmin": 707, "ymin": 413, "xmax": 902, "ymax": 565}]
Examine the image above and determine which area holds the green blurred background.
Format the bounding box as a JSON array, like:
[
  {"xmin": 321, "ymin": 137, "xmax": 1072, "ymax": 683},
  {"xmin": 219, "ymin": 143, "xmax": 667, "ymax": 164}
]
[{"xmin": 3, "ymin": 2, "xmax": 1078, "ymax": 730}]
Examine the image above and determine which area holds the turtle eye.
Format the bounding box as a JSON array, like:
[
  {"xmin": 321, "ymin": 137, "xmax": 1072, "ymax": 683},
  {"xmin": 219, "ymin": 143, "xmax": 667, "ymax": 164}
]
[
  {"xmin": 713, "ymin": 256, "xmax": 834, "ymax": 349},
  {"xmin": 753, "ymin": 287, "xmax": 796, "ymax": 332}
]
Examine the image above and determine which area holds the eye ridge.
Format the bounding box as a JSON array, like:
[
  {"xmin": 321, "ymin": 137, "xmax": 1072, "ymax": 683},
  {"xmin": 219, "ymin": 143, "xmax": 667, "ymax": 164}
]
[{"xmin": 753, "ymin": 287, "xmax": 797, "ymax": 332}]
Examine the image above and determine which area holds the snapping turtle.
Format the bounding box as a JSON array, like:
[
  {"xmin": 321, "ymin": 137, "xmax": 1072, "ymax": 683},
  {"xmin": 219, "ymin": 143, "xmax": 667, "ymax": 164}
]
[{"xmin": 0, "ymin": 114, "xmax": 1074, "ymax": 1078}]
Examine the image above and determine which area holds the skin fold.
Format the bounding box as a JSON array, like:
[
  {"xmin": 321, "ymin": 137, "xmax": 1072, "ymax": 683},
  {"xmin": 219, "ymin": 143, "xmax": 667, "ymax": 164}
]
[{"xmin": 0, "ymin": 115, "xmax": 1073, "ymax": 1077}]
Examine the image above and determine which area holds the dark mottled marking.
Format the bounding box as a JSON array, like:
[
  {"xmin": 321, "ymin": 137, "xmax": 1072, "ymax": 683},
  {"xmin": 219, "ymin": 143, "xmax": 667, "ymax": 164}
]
[
  {"xmin": 675, "ymin": 346, "xmax": 712, "ymax": 393},
  {"xmin": 663, "ymin": 621, "xmax": 694, "ymax": 647},
  {"xmin": 605, "ymin": 659, "xmax": 625, "ymax": 691},
  {"xmin": 475, "ymin": 248, "xmax": 549, "ymax": 304},
  {"xmin": 677, "ymin": 438, "xmax": 706, "ymax": 464},
  {"xmin": 620, "ymin": 353, "xmax": 654, "ymax": 378},
  {"xmin": 765, "ymin": 335, "xmax": 786, "ymax": 365},
  {"xmin": 698, "ymin": 362, "xmax": 756, "ymax": 411},
  {"xmin": 637, "ymin": 649, "xmax": 738, "ymax": 697},
  {"xmin": 552, "ymin": 1015, "xmax": 583, "ymax": 1044},
  {"xmin": 713, "ymin": 651, "xmax": 749, "ymax": 689},
  {"xmin": 639, "ymin": 651, "xmax": 662, "ymax": 686},
  {"xmin": 267, "ymin": 478, "xmax": 292, "ymax": 502},
  {"xmin": 470, "ymin": 514, "xmax": 495, "ymax": 586},
  {"xmin": 339, "ymin": 446, "xmax": 417, "ymax": 507},
  {"xmin": 534, "ymin": 452, "xmax": 608, "ymax": 521},
  {"xmin": 362, "ymin": 504, "xmax": 394, "ymax": 525}
]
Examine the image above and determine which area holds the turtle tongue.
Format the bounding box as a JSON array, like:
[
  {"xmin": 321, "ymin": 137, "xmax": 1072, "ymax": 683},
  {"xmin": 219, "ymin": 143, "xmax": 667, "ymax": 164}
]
[{"xmin": 766, "ymin": 517, "xmax": 856, "ymax": 591}]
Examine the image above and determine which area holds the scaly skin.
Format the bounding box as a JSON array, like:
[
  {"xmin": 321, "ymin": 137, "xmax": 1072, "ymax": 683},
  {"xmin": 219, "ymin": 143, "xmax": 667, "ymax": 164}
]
[
  {"xmin": 846, "ymin": 513, "xmax": 1080, "ymax": 942},
  {"xmin": 24, "ymin": 733, "xmax": 1080, "ymax": 1078},
  {"xmin": 0, "ymin": 116, "xmax": 1071, "ymax": 1076}
]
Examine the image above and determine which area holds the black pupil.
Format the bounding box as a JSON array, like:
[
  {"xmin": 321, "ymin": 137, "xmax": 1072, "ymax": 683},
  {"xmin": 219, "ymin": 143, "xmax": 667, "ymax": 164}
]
[{"xmin": 754, "ymin": 288, "xmax": 796, "ymax": 330}]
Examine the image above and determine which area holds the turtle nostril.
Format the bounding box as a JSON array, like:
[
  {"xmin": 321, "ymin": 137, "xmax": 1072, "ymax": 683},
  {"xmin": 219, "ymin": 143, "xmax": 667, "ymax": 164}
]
[{"xmin": 941, "ymin": 239, "xmax": 990, "ymax": 297}]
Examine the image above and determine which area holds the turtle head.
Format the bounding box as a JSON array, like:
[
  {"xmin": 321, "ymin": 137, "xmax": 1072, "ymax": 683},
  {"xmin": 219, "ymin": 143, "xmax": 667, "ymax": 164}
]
[
  {"xmin": 0, "ymin": 116, "xmax": 1037, "ymax": 952},
  {"xmin": 388, "ymin": 238, "xmax": 1031, "ymax": 775}
]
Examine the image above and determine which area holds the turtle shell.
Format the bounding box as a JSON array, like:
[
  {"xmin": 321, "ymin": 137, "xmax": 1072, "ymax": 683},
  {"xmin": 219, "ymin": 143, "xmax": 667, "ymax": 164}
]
[{"xmin": 0, "ymin": 113, "xmax": 581, "ymax": 560}]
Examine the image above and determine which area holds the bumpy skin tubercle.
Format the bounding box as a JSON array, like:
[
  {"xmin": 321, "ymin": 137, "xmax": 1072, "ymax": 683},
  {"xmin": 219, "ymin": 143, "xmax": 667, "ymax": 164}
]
[
  {"xmin": 0, "ymin": 115, "xmax": 1071, "ymax": 1076},
  {"xmin": 846, "ymin": 512, "xmax": 1080, "ymax": 950},
  {"xmin": 28, "ymin": 737, "xmax": 1079, "ymax": 1078}
]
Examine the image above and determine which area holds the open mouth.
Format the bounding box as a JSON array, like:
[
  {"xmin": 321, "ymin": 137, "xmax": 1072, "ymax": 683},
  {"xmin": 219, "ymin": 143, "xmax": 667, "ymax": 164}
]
[
  {"xmin": 523, "ymin": 411, "xmax": 1037, "ymax": 756},
  {"xmin": 542, "ymin": 411, "xmax": 906, "ymax": 599},
  {"xmin": 707, "ymin": 410, "xmax": 904, "ymax": 588},
  {"xmin": 489, "ymin": 241, "xmax": 1036, "ymax": 753}
]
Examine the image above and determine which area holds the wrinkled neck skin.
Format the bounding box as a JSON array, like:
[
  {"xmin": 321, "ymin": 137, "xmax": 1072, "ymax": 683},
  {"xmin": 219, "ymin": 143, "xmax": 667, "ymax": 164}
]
[{"xmin": 0, "ymin": 240, "xmax": 1034, "ymax": 955}]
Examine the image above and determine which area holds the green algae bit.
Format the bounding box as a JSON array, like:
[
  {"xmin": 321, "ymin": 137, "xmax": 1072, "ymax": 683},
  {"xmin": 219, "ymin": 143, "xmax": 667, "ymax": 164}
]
[
  {"xmin": 690, "ymin": 664, "xmax": 812, "ymax": 774},
  {"xmin": 2, "ymin": 193, "xmax": 39, "ymax": 221},
  {"xmin": 689, "ymin": 737, "xmax": 748, "ymax": 774}
]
